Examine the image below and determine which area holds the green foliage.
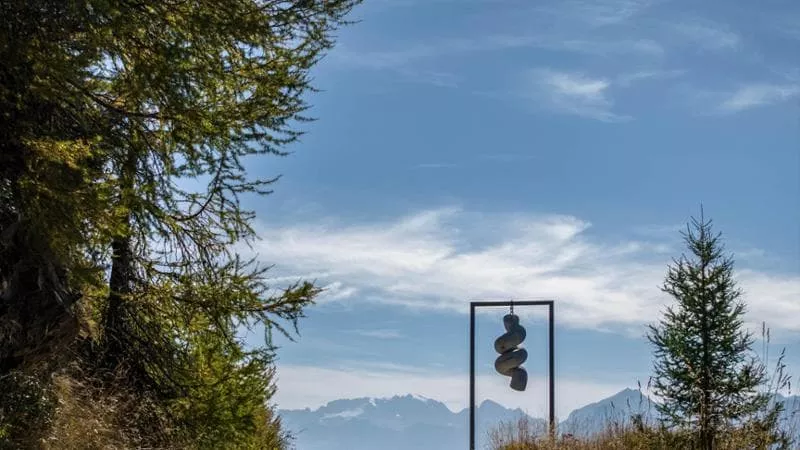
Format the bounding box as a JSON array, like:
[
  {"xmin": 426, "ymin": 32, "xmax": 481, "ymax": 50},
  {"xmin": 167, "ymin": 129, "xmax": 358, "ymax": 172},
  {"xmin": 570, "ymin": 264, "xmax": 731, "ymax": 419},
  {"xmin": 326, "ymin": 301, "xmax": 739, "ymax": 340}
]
[
  {"xmin": 0, "ymin": 371, "xmax": 56, "ymax": 448},
  {"xmin": 647, "ymin": 210, "xmax": 788, "ymax": 449},
  {"xmin": 1, "ymin": 0, "xmax": 359, "ymax": 446}
]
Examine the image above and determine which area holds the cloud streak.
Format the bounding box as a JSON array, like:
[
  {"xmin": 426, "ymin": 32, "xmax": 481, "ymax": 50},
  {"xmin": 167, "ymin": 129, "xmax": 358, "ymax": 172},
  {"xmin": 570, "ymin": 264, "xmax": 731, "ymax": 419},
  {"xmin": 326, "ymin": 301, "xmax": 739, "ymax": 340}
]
[
  {"xmin": 345, "ymin": 329, "xmax": 404, "ymax": 339},
  {"xmin": 416, "ymin": 162, "xmax": 457, "ymax": 169},
  {"xmin": 717, "ymin": 83, "xmax": 800, "ymax": 113},
  {"xmin": 670, "ymin": 19, "xmax": 740, "ymax": 52},
  {"xmin": 533, "ymin": 0, "xmax": 660, "ymax": 27},
  {"xmin": 253, "ymin": 208, "xmax": 800, "ymax": 333},
  {"xmin": 526, "ymin": 69, "xmax": 629, "ymax": 121},
  {"xmin": 331, "ymin": 34, "xmax": 662, "ymax": 73},
  {"xmin": 616, "ymin": 69, "xmax": 686, "ymax": 87}
]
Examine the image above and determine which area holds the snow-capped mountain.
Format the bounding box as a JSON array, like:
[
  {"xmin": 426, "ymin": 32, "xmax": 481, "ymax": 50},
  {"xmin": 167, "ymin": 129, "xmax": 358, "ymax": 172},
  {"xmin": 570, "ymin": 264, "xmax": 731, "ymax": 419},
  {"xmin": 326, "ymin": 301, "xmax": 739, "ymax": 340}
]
[
  {"xmin": 280, "ymin": 394, "xmax": 536, "ymax": 450},
  {"xmin": 280, "ymin": 390, "xmax": 800, "ymax": 450}
]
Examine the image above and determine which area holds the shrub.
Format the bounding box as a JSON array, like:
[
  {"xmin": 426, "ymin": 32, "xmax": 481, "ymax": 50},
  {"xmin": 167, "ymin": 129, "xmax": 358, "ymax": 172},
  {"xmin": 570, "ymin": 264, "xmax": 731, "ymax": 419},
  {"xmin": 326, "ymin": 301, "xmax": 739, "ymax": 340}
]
[{"xmin": 0, "ymin": 371, "xmax": 56, "ymax": 449}]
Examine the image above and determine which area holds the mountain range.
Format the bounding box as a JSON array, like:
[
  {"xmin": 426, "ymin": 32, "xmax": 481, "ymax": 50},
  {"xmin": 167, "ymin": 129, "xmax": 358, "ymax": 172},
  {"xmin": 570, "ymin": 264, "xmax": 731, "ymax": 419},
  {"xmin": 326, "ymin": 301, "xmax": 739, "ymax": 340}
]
[{"xmin": 280, "ymin": 390, "xmax": 800, "ymax": 450}]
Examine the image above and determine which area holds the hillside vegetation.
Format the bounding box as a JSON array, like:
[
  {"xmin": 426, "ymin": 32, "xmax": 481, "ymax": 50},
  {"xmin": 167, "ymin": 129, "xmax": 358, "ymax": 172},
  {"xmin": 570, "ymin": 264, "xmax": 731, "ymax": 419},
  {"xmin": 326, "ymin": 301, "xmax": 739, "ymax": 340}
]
[{"xmin": 491, "ymin": 417, "xmax": 793, "ymax": 450}]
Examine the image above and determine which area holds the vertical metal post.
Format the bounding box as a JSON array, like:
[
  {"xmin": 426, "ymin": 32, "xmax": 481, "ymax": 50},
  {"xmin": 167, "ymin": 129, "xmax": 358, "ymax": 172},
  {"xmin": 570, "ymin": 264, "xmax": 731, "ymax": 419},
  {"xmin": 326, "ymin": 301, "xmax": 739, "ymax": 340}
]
[
  {"xmin": 469, "ymin": 303, "xmax": 476, "ymax": 450},
  {"xmin": 548, "ymin": 302, "xmax": 555, "ymax": 437}
]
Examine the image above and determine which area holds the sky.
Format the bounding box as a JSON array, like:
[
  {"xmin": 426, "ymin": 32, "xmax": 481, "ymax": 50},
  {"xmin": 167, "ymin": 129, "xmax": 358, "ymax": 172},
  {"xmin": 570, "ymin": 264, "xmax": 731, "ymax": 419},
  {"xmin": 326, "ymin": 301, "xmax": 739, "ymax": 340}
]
[{"xmin": 239, "ymin": 0, "xmax": 800, "ymax": 420}]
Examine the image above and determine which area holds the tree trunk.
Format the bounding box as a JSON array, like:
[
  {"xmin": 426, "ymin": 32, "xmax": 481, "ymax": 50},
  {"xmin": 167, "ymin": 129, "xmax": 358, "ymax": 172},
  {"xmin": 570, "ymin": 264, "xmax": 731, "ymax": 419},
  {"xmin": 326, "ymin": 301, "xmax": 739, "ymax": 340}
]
[
  {"xmin": 102, "ymin": 148, "xmax": 136, "ymax": 368},
  {"xmin": 699, "ymin": 229, "xmax": 714, "ymax": 450},
  {"xmin": 103, "ymin": 236, "xmax": 132, "ymax": 366}
]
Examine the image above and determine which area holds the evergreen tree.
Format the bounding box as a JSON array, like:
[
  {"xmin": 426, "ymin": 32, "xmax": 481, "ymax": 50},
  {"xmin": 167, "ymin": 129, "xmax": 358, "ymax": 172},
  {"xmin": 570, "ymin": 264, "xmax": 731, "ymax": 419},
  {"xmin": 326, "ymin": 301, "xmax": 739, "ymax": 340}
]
[
  {"xmin": 1, "ymin": 0, "xmax": 359, "ymax": 446},
  {"xmin": 648, "ymin": 210, "xmax": 774, "ymax": 449}
]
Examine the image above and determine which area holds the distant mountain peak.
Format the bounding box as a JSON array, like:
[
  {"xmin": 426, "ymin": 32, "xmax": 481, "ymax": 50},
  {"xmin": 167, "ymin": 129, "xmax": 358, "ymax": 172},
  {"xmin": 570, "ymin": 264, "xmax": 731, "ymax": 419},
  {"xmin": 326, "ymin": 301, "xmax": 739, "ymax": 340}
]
[
  {"xmin": 411, "ymin": 393, "xmax": 434, "ymax": 402},
  {"xmin": 478, "ymin": 398, "xmax": 503, "ymax": 408},
  {"xmin": 279, "ymin": 389, "xmax": 800, "ymax": 450},
  {"xmin": 560, "ymin": 388, "xmax": 660, "ymax": 437},
  {"xmin": 475, "ymin": 398, "xmax": 526, "ymax": 416}
]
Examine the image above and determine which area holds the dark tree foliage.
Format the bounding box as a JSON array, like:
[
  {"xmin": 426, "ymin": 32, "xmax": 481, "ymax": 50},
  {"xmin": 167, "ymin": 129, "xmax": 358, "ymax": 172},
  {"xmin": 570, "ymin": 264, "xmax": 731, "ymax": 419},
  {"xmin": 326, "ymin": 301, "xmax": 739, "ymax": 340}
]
[
  {"xmin": 1, "ymin": 0, "xmax": 359, "ymax": 446},
  {"xmin": 648, "ymin": 210, "xmax": 786, "ymax": 449}
]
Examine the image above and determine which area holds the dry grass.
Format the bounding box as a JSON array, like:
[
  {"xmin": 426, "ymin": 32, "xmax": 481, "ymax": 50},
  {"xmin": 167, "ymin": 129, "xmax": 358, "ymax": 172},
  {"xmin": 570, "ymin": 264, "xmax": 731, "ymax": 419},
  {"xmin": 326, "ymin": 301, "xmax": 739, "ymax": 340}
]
[
  {"xmin": 42, "ymin": 371, "xmax": 179, "ymax": 450},
  {"xmin": 488, "ymin": 415, "xmax": 795, "ymax": 450},
  {"xmin": 489, "ymin": 326, "xmax": 798, "ymax": 450},
  {"xmin": 0, "ymin": 365, "xmax": 180, "ymax": 449},
  {"xmin": 2, "ymin": 364, "xmax": 288, "ymax": 449}
]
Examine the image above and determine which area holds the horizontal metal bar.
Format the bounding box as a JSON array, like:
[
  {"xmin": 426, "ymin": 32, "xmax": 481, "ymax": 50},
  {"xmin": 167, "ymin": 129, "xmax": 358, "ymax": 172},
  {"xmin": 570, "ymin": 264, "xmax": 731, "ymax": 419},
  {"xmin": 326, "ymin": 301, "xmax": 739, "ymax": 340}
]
[{"xmin": 470, "ymin": 300, "xmax": 554, "ymax": 307}]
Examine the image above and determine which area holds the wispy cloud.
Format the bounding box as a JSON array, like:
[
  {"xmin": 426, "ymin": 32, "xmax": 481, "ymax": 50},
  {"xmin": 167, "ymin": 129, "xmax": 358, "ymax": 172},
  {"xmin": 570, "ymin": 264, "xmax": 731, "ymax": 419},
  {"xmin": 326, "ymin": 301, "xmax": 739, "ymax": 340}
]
[
  {"xmin": 370, "ymin": 0, "xmax": 659, "ymax": 27},
  {"xmin": 331, "ymin": 34, "xmax": 662, "ymax": 73},
  {"xmin": 543, "ymin": 39, "xmax": 664, "ymax": 57},
  {"xmin": 780, "ymin": 20, "xmax": 800, "ymax": 40},
  {"xmin": 670, "ymin": 19, "xmax": 740, "ymax": 52},
  {"xmin": 533, "ymin": 0, "xmax": 660, "ymax": 27},
  {"xmin": 275, "ymin": 363, "xmax": 628, "ymax": 417},
  {"xmin": 526, "ymin": 69, "xmax": 630, "ymax": 122},
  {"xmin": 330, "ymin": 37, "xmax": 537, "ymax": 71},
  {"xmin": 416, "ymin": 163, "xmax": 457, "ymax": 169},
  {"xmin": 717, "ymin": 83, "xmax": 800, "ymax": 113},
  {"xmin": 616, "ymin": 69, "xmax": 686, "ymax": 87},
  {"xmin": 327, "ymin": 0, "xmax": 670, "ymax": 91},
  {"xmin": 319, "ymin": 281, "xmax": 360, "ymax": 301},
  {"xmin": 251, "ymin": 208, "xmax": 800, "ymax": 332},
  {"xmin": 345, "ymin": 329, "xmax": 404, "ymax": 339},
  {"xmin": 762, "ymin": 13, "xmax": 800, "ymax": 41},
  {"xmin": 397, "ymin": 69, "xmax": 460, "ymax": 88},
  {"xmin": 368, "ymin": 0, "xmax": 512, "ymax": 8}
]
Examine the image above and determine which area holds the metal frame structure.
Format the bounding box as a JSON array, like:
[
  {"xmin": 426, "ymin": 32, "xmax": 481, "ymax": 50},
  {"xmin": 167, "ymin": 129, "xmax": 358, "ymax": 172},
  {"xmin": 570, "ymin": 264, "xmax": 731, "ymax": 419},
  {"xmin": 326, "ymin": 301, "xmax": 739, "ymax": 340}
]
[{"xmin": 469, "ymin": 300, "xmax": 555, "ymax": 450}]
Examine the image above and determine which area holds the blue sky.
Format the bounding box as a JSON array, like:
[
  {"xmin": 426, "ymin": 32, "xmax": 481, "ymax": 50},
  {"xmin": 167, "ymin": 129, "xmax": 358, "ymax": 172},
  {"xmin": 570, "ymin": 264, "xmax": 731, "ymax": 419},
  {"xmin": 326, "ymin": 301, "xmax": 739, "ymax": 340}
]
[{"xmin": 240, "ymin": 0, "xmax": 800, "ymax": 419}]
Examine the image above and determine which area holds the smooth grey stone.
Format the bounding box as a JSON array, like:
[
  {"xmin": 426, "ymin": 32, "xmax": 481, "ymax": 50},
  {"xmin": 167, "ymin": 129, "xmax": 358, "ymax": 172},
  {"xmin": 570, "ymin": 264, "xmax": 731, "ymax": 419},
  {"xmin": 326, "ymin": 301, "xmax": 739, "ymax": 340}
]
[
  {"xmin": 503, "ymin": 314, "xmax": 520, "ymax": 331},
  {"xmin": 494, "ymin": 325, "xmax": 526, "ymax": 354},
  {"xmin": 510, "ymin": 368, "xmax": 528, "ymax": 391},
  {"xmin": 494, "ymin": 348, "xmax": 528, "ymax": 375}
]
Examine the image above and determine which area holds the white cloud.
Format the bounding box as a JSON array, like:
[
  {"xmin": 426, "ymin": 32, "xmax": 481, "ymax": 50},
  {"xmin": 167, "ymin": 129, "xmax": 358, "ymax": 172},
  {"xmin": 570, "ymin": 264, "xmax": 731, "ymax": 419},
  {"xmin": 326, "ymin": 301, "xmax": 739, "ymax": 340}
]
[
  {"xmin": 534, "ymin": 0, "xmax": 659, "ymax": 27},
  {"xmin": 577, "ymin": 0, "xmax": 657, "ymax": 26},
  {"xmin": 416, "ymin": 162, "xmax": 457, "ymax": 169},
  {"xmin": 371, "ymin": 0, "xmax": 660, "ymax": 27},
  {"xmin": 616, "ymin": 69, "xmax": 686, "ymax": 87},
  {"xmin": 274, "ymin": 363, "xmax": 628, "ymax": 419},
  {"xmin": 670, "ymin": 19, "xmax": 740, "ymax": 52},
  {"xmin": 718, "ymin": 83, "xmax": 800, "ymax": 113},
  {"xmin": 319, "ymin": 281, "xmax": 360, "ymax": 302},
  {"xmin": 253, "ymin": 208, "xmax": 800, "ymax": 333},
  {"xmin": 775, "ymin": 17, "xmax": 800, "ymax": 40},
  {"xmin": 329, "ymin": 36, "xmax": 543, "ymax": 71},
  {"xmin": 527, "ymin": 69, "xmax": 630, "ymax": 122},
  {"xmin": 537, "ymin": 39, "xmax": 664, "ymax": 57},
  {"xmin": 738, "ymin": 270, "xmax": 800, "ymax": 332},
  {"xmin": 345, "ymin": 329, "xmax": 404, "ymax": 339},
  {"xmin": 331, "ymin": 34, "xmax": 661, "ymax": 73}
]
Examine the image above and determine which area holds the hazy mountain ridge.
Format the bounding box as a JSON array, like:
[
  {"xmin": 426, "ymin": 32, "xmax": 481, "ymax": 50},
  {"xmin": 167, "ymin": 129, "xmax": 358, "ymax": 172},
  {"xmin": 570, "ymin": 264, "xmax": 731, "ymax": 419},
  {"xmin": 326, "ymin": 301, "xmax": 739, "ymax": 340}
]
[
  {"xmin": 559, "ymin": 388, "xmax": 660, "ymax": 437},
  {"xmin": 280, "ymin": 390, "xmax": 800, "ymax": 450}
]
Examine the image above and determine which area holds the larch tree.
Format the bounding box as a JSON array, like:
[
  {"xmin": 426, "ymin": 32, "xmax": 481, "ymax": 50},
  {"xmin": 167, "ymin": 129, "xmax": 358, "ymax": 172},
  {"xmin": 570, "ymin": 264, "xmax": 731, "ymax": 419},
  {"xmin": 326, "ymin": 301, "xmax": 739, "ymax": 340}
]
[{"xmin": 1, "ymin": 0, "xmax": 359, "ymax": 446}]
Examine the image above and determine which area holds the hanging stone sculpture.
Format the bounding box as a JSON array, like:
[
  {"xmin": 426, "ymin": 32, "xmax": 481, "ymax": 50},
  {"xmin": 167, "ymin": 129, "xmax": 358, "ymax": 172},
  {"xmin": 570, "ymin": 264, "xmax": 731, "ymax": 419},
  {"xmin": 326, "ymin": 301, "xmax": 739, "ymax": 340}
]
[{"xmin": 494, "ymin": 313, "xmax": 528, "ymax": 391}]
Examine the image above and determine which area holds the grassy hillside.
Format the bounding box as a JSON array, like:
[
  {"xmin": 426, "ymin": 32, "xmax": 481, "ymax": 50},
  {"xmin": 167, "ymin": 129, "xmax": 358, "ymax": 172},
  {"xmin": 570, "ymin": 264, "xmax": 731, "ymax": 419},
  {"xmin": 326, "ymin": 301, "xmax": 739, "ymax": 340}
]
[{"xmin": 489, "ymin": 402, "xmax": 798, "ymax": 450}]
